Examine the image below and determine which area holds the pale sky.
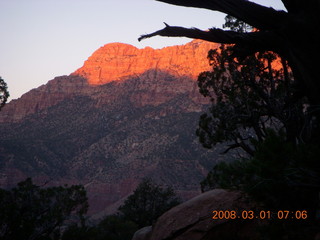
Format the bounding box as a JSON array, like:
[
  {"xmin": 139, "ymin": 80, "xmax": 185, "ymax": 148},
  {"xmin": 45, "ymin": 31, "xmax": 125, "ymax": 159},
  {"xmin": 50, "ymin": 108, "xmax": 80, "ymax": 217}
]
[{"xmin": 0, "ymin": 0, "xmax": 285, "ymax": 100}]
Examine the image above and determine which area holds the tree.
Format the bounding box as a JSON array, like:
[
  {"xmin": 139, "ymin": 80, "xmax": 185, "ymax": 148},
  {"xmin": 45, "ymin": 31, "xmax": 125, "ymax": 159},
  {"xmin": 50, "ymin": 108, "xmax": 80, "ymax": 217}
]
[
  {"xmin": 195, "ymin": 14, "xmax": 319, "ymax": 233},
  {"xmin": 118, "ymin": 178, "xmax": 181, "ymax": 228},
  {"xmin": 61, "ymin": 214, "xmax": 138, "ymax": 240},
  {"xmin": 61, "ymin": 224, "xmax": 97, "ymax": 240},
  {"xmin": 196, "ymin": 44, "xmax": 311, "ymax": 155},
  {"xmin": 194, "ymin": 15, "xmax": 309, "ymax": 155},
  {"xmin": 201, "ymin": 129, "xmax": 320, "ymax": 206},
  {"xmin": 200, "ymin": 130, "xmax": 320, "ymax": 239},
  {"xmin": 0, "ymin": 178, "xmax": 88, "ymax": 240},
  {"xmin": 139, "ymin": 4, "xmax": 320, "ymax": 237},
  {"xmin": 139, "ymin": 0, "xmax": 320, "ymax": 117},
  {"xmin": 0, "ymin": 76, "xmax": 9, "ymax": 111},
  {"xmin": 94, "ymin": 214, "xmax": 138, "ymax": 240}
]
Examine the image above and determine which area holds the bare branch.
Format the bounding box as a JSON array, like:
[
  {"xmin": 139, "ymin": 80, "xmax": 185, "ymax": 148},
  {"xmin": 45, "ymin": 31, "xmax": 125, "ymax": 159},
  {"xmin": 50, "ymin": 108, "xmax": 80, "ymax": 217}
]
[
  {"xmin": 155, "ymin": 0, "xmax": 288, "ymax": 30},
  {"xmin": 139, "ymin": 23, "xmax": 241, "ymax": 43},
  {"xmin": 139, "ymin": 23, "xmax": 282, "ymax": 58}
]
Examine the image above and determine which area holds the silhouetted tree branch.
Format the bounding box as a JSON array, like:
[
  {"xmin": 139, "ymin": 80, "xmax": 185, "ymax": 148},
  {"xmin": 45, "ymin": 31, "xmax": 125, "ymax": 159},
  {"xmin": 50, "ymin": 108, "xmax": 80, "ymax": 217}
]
[
  {"xmin": 139, "ymin": 23, "xmax": 282, "ymax": 58},
  {"xmin": 140, "ymin": 0, "xmax": 320, "ymax": 111},
  {"xmin": 155, "ymin": 0, "xmax": 288, "ymax": 30}
]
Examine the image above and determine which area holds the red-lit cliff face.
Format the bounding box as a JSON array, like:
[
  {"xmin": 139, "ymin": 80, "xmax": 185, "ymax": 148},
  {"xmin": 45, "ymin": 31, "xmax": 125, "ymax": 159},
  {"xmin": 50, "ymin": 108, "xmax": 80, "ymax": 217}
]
[
  {"xmin": 0, "ymin": 40, "xmax": 218, "ymax": 123},
  {"xmin": 73, "ymin": 40, "xmax": 219, "ymax": 85},
  {"xmin": 0, "ymin": 76, "xmax": 90, "ymax": 123}
]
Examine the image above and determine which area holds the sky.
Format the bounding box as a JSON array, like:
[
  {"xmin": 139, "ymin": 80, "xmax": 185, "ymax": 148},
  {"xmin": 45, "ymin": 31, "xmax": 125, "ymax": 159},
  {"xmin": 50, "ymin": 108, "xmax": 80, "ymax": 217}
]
[{"xmin": 0, "ymin": 0, "xmax": 285, "ymax": 100}]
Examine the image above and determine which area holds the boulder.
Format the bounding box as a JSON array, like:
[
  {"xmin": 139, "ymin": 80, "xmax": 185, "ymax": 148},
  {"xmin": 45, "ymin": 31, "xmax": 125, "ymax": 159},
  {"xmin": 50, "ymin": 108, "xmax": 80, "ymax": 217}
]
[
  {"xmin": 147, "ymin": 189, "xmax": 260, "ymax": 240},
  {"xmin": 132, "ymin": 226, "xmax": 152, "ymax": 240}
]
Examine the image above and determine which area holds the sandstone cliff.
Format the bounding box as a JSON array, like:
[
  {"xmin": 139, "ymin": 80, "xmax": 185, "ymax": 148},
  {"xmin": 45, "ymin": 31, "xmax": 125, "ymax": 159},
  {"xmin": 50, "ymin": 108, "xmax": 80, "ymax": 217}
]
[
  {"xmin": 0, "ymin": 40, "xmax": 218, "ymax": 124},
  {"xmin": 73, "ymin": 40, "xmax": 219, "ymax": 85}
]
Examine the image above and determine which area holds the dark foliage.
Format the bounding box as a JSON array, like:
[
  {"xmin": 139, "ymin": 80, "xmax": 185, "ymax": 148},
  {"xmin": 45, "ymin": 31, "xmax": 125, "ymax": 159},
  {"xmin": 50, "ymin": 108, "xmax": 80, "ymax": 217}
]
[
  {"xmin": 61, "ymin": 215, "xmax": 138, "ymax": 240},
  {"xmin": 201, "ymin": 130, "xmax": 320, "ymax": 239},
  {"xmin": 0, "ymin": 178, "xmax": 88, "ymax": 240},
  {"xmin": 196, "ymin": 33, "xmax": 310, "ymax": 155},
  {"xmin": 201, "ymin": 130, "xmax": 320, "ymax": 210},
  {"xmin": 118, "ymin": 178, "xmax": 181, "ymax": 228},
  {"xmin": 0, "ymin": 76, "xmax": 9, "ymax": 111},
  {"xmin": 62, "ymin": 179, "xmax": 179, "ymax": 240},
  {"xmin": 198, "ymin": 16, "xmax": 320, "ymax": 239},
  {"xmin": 95, "ymin": 214, "xmax": 138, "ymax": 240},
  {"xmin": 61, "ymin": 224, "xmax": 97, "ymax": 240}
]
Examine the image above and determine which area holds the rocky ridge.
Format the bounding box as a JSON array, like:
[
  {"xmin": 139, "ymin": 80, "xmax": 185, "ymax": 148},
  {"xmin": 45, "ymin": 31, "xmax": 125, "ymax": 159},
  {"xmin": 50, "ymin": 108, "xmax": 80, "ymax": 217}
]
[
  {"xmin": 0, "ymin": 40, "xmax": 225, "ymax": 216},
  {"xmin": 0, "ymin": 40, "xmax": 218, "ymax": 124},
  {"xmin": 73, "ymin": 40, "xmax": 219, "ymax": 85}
]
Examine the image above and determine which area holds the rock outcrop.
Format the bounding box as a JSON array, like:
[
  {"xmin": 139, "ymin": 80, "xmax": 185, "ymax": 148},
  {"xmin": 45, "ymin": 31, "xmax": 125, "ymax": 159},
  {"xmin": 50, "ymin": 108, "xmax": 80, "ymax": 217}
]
[
  {"xmin": 0, "ymin": 76, "xmax": 90, "ymax": 123},
  {"xmin": 73, "ymin": 40, "xmax": 219, "ymax": 85},
  {"xmin": 136, "ymin": 189, "xmax": 260, "ymax": 240},
  {"xmin": 132, "ymin": 226, "xmax": 152, "ymax": 240},
  {"xmin": 0, "ymin": 40, "xmax": 218, "ymax": 123}
]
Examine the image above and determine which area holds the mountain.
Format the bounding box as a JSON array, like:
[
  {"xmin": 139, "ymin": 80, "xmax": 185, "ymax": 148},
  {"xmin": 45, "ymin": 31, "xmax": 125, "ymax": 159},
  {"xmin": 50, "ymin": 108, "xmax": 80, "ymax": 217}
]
[
  {"xmin": 0, "ymin": 40, "xmax": 225, "ymax": 217},
  {"xmin": 73, "ymin": 40, "xmax": 218, "ymax": 85}
]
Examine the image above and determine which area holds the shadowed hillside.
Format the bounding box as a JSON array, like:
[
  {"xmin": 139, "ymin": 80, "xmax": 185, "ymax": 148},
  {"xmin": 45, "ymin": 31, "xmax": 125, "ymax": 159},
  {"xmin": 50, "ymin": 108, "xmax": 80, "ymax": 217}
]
[{"xmin": 0, "ymin": 41, "xmax": 228, "ymax": 217}]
